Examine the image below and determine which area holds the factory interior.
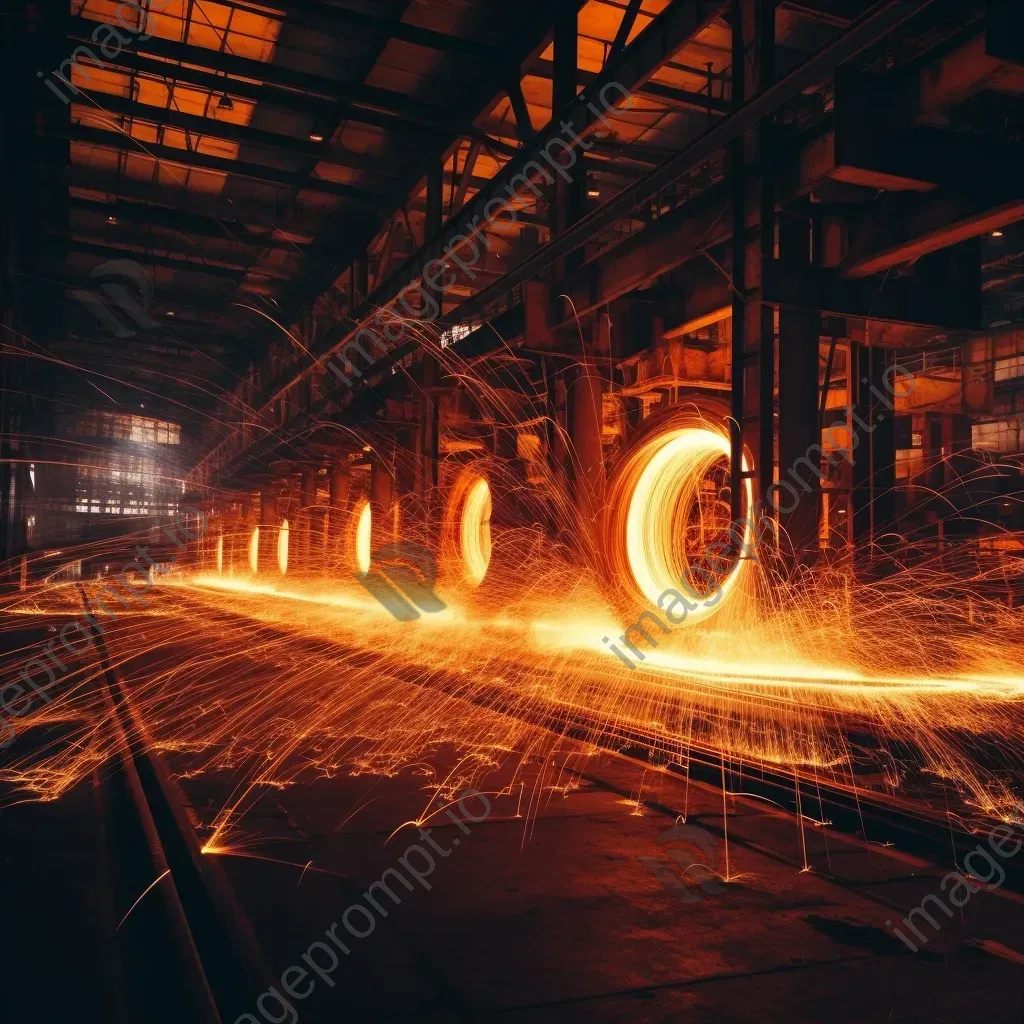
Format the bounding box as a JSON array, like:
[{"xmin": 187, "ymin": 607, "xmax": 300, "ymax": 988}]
[{"xmin": 3, "ymin": 1, "xmax": 1024, "ymax": 1021}]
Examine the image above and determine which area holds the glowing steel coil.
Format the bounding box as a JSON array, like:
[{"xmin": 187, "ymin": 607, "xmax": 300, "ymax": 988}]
[
  {"xmin": 355, "ymin": 500, "xmax": 372, "ymax": 574},
  {"xmin": 248, "ymin": 526, "xmax": 259, "ymax": 575},
  {"xmin": 443, "ymin": 468, "xmax": 493, "ymax": 587},
  {"xmin": 607, "ymin": 410, "xmax": 755, "ymax": 624},
  {"xmin": 278, "ymin": 520, "xmax": 290, "ymax": 575}
]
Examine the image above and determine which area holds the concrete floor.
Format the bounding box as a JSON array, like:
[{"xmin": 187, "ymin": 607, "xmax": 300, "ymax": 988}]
[
  {"xmin": 3, "ymin": 610, "xmax": 1024, "ymax": 1022},
  {"xmin": 183, "ymin": 745, "xmax": 1023, "ymax": 1023}
]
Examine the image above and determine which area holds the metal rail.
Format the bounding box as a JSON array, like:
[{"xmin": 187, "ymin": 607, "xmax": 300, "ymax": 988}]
[{"xmin": 82, "ymin": 588, "xmax": 272, "ymax": 1022}]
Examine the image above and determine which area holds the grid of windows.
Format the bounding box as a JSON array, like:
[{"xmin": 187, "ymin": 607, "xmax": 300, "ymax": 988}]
[
  {"xmin": 75, "ymin": 412, "xmax": 181, "ymax": 444},
  {"xmin": 896, "ymin": 449, "xmax": 925, "ymax": 481},
  {"xmin": 994, "ymin": 355, "xmax": 1024, "ymax": 383},
  {"xmin": 972, "ymin": 419, "xmax": 1023, "ymax": 453},
  {"xmin": 74, "ymin": 453, "xmax": 181, "ymax": 516}
]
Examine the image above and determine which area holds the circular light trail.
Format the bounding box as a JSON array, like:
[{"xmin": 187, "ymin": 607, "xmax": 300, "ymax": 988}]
[
  {"xmin": 619, "ymin": 425, "xmax": 754, "ymax": 624},
  {"xmin": 460, "ymin": 475, "xmax": 492, "ymax": 585},
  {"xmin": 278, "ymin": 520, "xmax": 290, "ymax": 575},
  {"xmin": 355, "ymin": 501, "xmax": 372, "ymax": 575}
]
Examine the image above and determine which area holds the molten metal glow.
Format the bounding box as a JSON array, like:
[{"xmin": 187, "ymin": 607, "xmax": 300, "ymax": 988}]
[
  {"xmin": 624, "ymin": 426, "xmax": 752, "ymax": 622},
  {"xmin": 248, "ymin": 527, "xmax": 259, "ymax": 574},
  {"xmin": 215, "ymin": 534, "xmax": 223, "ymax": 576},
  {"xmin": 355, "ymin": 501, "xmax": 371, "ymax": 574},
  {"xmin": 3, "ymin": 389, "xmax": 1024, "ymax": 864},
  {"xmin": 460, "ymin": 476, "xmax": 492, "ymax": 585},
  {"xmin": 277, "ymin": 520, "xmax": 289, "ymax": 575}
]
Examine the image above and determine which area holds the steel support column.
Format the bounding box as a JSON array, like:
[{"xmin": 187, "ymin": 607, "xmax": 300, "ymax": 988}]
[
  {"xmin": 299, "ymin": 469, "xmax": 317, "ymax": 570},
  {"xmin": 258, "ymin": 488, "xmax": 280, "ymax": 576},
  {"xmin": 370, "ymin": 451, "xmax": 394, "ymax": 553},
  {"xmin": 777, "ymin": 209, "xmax": 821, "ymax": 565},
  {"xmin": 417, "ymin": 162, "xmax": 443, "ymax": 515},
  {"xmin": 327, "ymin": 462, "xmax": 351, "ymax": 569},
  {"xmin": 851, "ymin": 343, "xmax": 896, "ymax": 563},
  {"xmin": 552, "ymin": 6, "xmax": 586, "ymax": 280},
  {"xmin": 730, "ymin": 0, "xmax": 776, "ymax": 535},
  {"xmin": 568, "ymin": 312, "xmax": 609, "ymax": 543}
]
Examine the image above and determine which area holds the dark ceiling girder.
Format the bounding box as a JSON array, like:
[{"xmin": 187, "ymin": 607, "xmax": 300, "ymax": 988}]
[
  {"xmin": 223, "ymin": 0, "xmax": 502, "ymax": 59},
  {"xmin": 65, "ymin": 167, "xmax": 333, "ymax": 235},
  {"xmin": 66, "ymin": 46, "xmax": 449, "ymax": 144},
  {"xmin": 63, "ymin": 237, "xmax": 269, "ymax": 281},
  {"xmin": 56, "ymin": 271, "xmax": 237, "ymax": 312},
  {"xmin": 210, "ymin": 0, "xmax": 728, "ymax": 457},
  {"xmin": 71, "ymin": 89, "xmax": 395, "ymax": 175},
  {"xmin": 780, "ymin": 1, "xmax": 853, "ymax": 27},
  {"xmin": 609, "ymin": 0, "xmax": 645, "ymax": 61},
  {"xmin": 452, "ymin": 141, "xmax": 484, "ymax": 214},
  {"xmin": 841, "ymin": 190, "xmax": 1024, "ymax": 279},
  {"xmin": 65, "ymin": 123, "xmax": 382, "ymax": 205},
  {"xmin": 64, "ymin": 300, "xmax": 231, "ymax": 337},
  {"xmin": 507, "ymin": 79, "xmax": 536, "ymax": 142},
  {"xmin": 262, "ymin": 1, "xmax": 592, "ymax": 340},
  {"xmin": 64, "ymin": 195, "xmax": 329, "ymax": 260},
  {"xmin": 64, "ymin": 15, "xmax": 454, "ymax": 127},
  {"xmin": 467, "ymin": 127, "xmax": 520, "ymax": 159},
  {"xmin": 526, "ymin": 57, "xmax": 730, "ymax": 114},
  {"xmin": 316, "ymin": 0, "xmax": 728, "ymax": 362},
  {"xmin": 453, "ymin": 0, "xmax": 932, "ymax": 325},
  {"xmin": 405, "ymin": 198, "xmax": 548, "ymax": 229}
]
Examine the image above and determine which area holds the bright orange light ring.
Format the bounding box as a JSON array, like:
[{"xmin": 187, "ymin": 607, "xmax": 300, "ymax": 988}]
[
  {"xmin": 615, "ymin": 422, "xmax": 754, "ymax": 624},
  {"xmin": 355, "ymin": 501, "xmax": 372, "ymax": 575}
]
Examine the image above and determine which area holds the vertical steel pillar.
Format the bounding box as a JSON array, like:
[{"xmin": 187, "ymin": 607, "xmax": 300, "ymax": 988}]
[
  {"xmin": 327, "ymin": 461, "xmax": 350, "ymax": 568},
  {"xmin": 299, "ymin": 468, "xmax": 316, "ymax": 570},
  {"xmin": 370, "ymin": 451, "xmax": 394, "ymax": 553},
  {"xmin": 258, "ymin": 487, "xmax": 279, "ymax": 576},
  {"xmin": 417, "ymin": 162, "xmax": 443, "ymax": 516},
  {"xmin": 777, "ymin": 209, "xmax": 821, "ymax": 565},
  {"xmin": 551, "ymin": 7, "xmax": 586, "ymax": 280},
  {"xmin": 568, "ymin": 312, "xmax": 609, "ymax": 542},
  {"xmin": 355, "ymin": 255, "xmax": 369, "ymax": 306},
  {"xmin": 730, "ymin": 0, "xmax": 776, "ymax": 536},
  {"xmin": 852, "ymin": 343, "xmax": 896, "ymax": 562}
]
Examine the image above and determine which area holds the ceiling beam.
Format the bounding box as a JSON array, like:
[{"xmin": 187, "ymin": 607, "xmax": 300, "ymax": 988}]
[
  {"xmin": 64, "ymin": 167, "xmax": 348, "ymax": 235},
  {"xmin": 243, "ymin": 1, "xmax": 501, "ymax": 59},
  {"xmin": 63, "ymin": 195, "xmax": 329, "ymax": 259},
  {"xmin": 526, "ymin": 57, "xmax": 729, "ymax": 114},
  {"xmin": 454, "ymin": 0, "xmax": 927, "ymax": 326},
  {"xmin": 204, "ymin": 0, "xmax": 728, "ymax": 477},
  {"xmin": 71, "ymin": 89, "xmax": 395, "ymax": 175},
  {"xmin": 324, "ymin": 0, "xmax": 727, "ymax": 352},
  {"xmin": 507, "ymin": 79, "xmax": 536, "ymax": 142},
  {"xmin": 609, "ymin": 0, "xmax": 644, "ymax": 62},
  {"xmin": 54, "ymin": 270, "xmax": 238, "ymax": 312},
  {"xmin": 65, "ymin": 123, "xmax": 382, "ymax": 205},
  {"xmin": 63, "ymin": 47, "xmax": 449, "ymax": 143},
  {"xmin": 65, "ymin": 15, "xmax": 454, "ymax": 127},
  {"xmin": 62, "ymin": 237, "xmax": 278, "ymax": 281}
]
